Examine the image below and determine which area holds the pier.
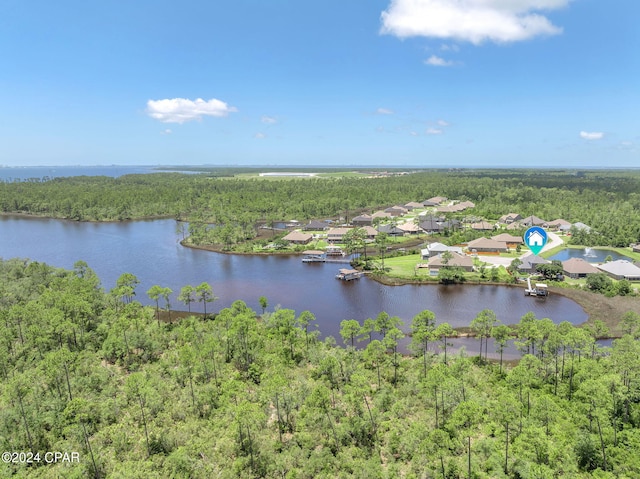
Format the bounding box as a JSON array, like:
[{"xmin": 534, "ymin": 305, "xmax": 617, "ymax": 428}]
[{"xmin": 524, "ymin": 277, "xmax": 548, "ymax": 297}]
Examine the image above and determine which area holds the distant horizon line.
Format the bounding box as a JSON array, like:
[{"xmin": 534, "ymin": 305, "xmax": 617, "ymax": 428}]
[{"xmin": 2, "ymin": 164, "xmax": 639, "ymax": 171}]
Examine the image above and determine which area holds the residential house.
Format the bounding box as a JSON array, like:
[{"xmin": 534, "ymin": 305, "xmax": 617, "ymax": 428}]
[
  {"xmin": 441, "ymin": 219, "xmax": 462, "ymax": 231},
  {"xmin": 492, "ymin": 233, "xmax": 524, "ymax": 249},
  {"xmin": 398, "ymin": 222, "xmax": 421, "ymax": 235},
  {"xmin": 384, "ymin": 206, "xmax": 408, "ymax": 217},
  {"xmin": 427, "ymin": 252, "xmax": 474, "ymax": 272},
  {"xmin": 562, "ymin": 258, "xmax": 599, "ymax": 279},
  {"xmin": 421, "ymin": 242, "xmax": 463, "ymax": 259},
  {"xmin": 351, "ymin": 214, "xmax": 373, "ymax": 227},
  {"xmin": 519, "ymin": 254, "xmax": 550, "ymax": 274},
  {"xmin": 404, "ymin": 202, "xmax": 424, "ymax": 211},
  {"xmin": 596, "ymin": 260, "xmax": 640, "ymax": 281},
  {"xmin": 303, "ymin": 220, "xmax": 330, "ymax": 231},
  {"xmin": 466, "ymin": 237, "xmax": 508, "ymax": 254},
  {"xmin": 470, "ymin": 221, "xmax": 494, "ymax": 231},
  {"xmin": 372, "ymin": 210, "xmax": 393, "ymax": 220},
  {"xmin": 361, "ymin": 226, "xmax": 379, "ymax": 240},
  {"xmin": 418, "ymin": 219, "xmax": 444, "ymax": 234},
  {"xmin": 377, "ymin": 224, "xmax": 404, "ymax": 236},
  {"xmin": 422, "ymin": 199, "xmax": 439, "ymax": 207},
  {"xmin": 521, "ymin": 215, "xmax": 546, "ymax": 227},
  {"xmin": 327, "ymin": 227, "xmax": 351, "ymax": 243},
  {"xmin": 499, "ymin": 213, "xmax": 522, "ymax": 224},
  {"xmin": 633, "ymin": 244, "xmax": 640, "ymax": 254},
  {"xmin": 426, "ymin": 196, "xmax": 448, "ymax": 205},
  {"xmin": 546, "ymin": 219, "xmax": 572, "ymax": 231},
  {"xmin": 282, "ymin": 231, "xmax": 313, "ymax": 245}
]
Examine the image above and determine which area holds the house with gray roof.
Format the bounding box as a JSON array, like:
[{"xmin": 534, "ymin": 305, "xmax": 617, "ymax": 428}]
[
  {"xmin": 596, "ymin": 260, "xmax": 640, "ymax": 281},
  {"xmin": 421, "ymin": 242, "xmax": 464, "ymax": 259},
  {"xmin": 499, "ymin": 213, "xmax": 522, "ymax": 224},
  {"xmin": 303, "ymin": 220, "xmax": 330, "ymax": 231},
  {"xmin": 519, "ymin": 254, "xmax": 550, "ymax": 274},
  {"xmin": 377, "ymin": 224, "xmax": 404, "ymax": 236},
  {"xmin": 351, "ymin": 214, "xmax": 373, "ymax": 227}
]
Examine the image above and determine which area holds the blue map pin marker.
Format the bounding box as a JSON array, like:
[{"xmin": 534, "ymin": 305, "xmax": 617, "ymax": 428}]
[{"xmin": 524, "ymin": 226, "xmax": 548, "ymax": 256}]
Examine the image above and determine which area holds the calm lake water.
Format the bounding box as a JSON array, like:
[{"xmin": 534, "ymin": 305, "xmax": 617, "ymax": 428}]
[
  {"xmin": 0, "ymin": 216, "xmax": 589, "ymax": 358},
  {"xmin": 548, "ymin": 247, "xmax": 631, "ymax": 263}
]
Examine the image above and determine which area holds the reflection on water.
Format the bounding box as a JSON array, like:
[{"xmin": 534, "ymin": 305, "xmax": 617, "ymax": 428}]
[
  {"xmin": 1, "ymin": 216, "xmax": 590, "ymax": 355},
  {"xmin": 549, "ymin": 248, "xmax": 630, "ymax": 263}
]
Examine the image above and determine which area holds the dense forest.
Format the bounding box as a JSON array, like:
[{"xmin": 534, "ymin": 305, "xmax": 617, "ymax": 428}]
[
  {"xmin": 1, "ymin": 169, "xmax": 639, "ymax": 247},
  {"xmin": 1, "ymin": 259, "xmax": 640, "ymax": 478}
]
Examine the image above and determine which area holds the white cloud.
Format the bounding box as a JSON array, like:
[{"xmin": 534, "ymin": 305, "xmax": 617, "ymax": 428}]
[
  {"xmin": 261, "ymin": 115, "xmax": 277, "ymax": 124},
  {"xmin": 580, "ymin": 131, "xmax": 604, "ymax": 140},
  {"xmin": 376, "ymin": 108, "xmax": 395, "ymax": 115},
  {"xmin": 161, "ymin": 129, "xmax": 172, "ymax": 135},
  {"xmin": 437, "ymin": 119, "xmax": 450, "ymax": 127},
  {"xmin": 254, "ymin": 132, "xmax": 267, "ymax": 139},
  {"xmin": 380, "ymin": 0, "xmax": 568, "ymax": 44},
  {"xmin": 425, "ymin": 55, "xmax": 455, "ymax": 66},
  {"xmin": 426, "ymin": 127, "xmax": 443, "ymax": 135},
  {"xmin": 146, "ymin": 97, "xmax": 237, "ymax": 124}
]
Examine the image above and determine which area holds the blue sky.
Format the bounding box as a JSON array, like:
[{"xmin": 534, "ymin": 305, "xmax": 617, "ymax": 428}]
[{"xmin": 1, "ymin": 0, "xmax": 638, "ymax": 167}]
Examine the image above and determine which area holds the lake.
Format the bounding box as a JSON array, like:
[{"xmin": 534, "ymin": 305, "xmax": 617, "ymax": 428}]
[
  {"xmin": 0, "ymin": 216, "xmax": 589, "ymax": 358},
  {"xmin": 548, "ymin": 247, "xmax": 631, "ymax": 263}
]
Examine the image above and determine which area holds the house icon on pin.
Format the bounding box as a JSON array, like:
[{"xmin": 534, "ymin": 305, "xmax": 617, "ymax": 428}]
[{"xmin": 527, "ymin": 230, "xmax": 544, "ymax": 247}]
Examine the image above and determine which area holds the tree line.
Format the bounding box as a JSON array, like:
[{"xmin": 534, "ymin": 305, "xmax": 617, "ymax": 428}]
[{"xmin": 1, "ymin": 169, "xmax": 639, "ymax": 247}]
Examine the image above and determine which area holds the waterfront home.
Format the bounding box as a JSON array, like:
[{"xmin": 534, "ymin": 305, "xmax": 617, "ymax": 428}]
[
  {"xmin": 421, "ymin": 242, "xmax": 464, "ymax": 259},
  {"xmin": 466, "ymin": 237, "xmax": 508, "ymax": 254},
  {"xmin": 327, "ymin": 227, "xmax": 351, "ymax": 243},
  {"xmin": 562, "ymin": 258, "xmax": 599, "ymax": 279},
  {"xmin": 633, "ymin": 244, "xmax": 640, "ymax": 254},
  {"xmin": 596, "ymin": 260, "xmax": 640, "ymax": 281},
  {"xmin": 519, "ymin": 254, "xmax": 550, "ymax": 274},
  {"xmin": 492, "ymin": 233, "xmax": 524, "ymax": 249},
  {"xmin": 282, "ymin": 231, "xmax": 313, "ymax": 245},
  {"xmin": 427, "ymin": 252, "xmax": 474, "ymax": 272}
]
